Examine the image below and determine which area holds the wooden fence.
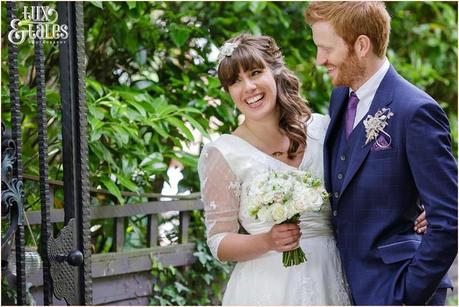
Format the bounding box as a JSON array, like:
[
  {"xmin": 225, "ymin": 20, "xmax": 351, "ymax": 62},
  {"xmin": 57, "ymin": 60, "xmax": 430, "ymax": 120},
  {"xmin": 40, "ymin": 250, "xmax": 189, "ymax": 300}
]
[{"xmin": 22, "ymin": 174, "xmax": 203, "ymax": 305}]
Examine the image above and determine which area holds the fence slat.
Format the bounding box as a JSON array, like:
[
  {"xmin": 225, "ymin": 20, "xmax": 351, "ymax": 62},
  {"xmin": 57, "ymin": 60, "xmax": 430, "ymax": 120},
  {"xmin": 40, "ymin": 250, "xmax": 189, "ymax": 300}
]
[
  {"xmin": 25, "ymin": 200, "xmax": 204, "ymax": 225},
  {"xmin": 147, "ymin": 214, "xmax": 158, "ymax": 247},
  {"xmin": 113, "ymin": 217, "xmax": 124, "ymax": 252},
  {"xmin": 179, "ymin": 211, "xmax": 190, "ymax": 244}
]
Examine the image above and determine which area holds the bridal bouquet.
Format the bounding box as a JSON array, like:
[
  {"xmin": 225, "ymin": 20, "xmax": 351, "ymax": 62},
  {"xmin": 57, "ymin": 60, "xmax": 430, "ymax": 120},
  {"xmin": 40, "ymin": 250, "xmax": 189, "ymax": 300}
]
[{"xmin": 246, "ymin": 169, "xmax": 328, "ymax": 267}]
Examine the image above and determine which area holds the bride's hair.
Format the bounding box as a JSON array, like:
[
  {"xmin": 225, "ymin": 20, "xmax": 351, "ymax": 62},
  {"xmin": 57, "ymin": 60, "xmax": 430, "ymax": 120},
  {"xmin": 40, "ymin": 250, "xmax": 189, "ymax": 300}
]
[{"xmin": 217, "ymin": 33, "xmax": 311, "ymax": 159}]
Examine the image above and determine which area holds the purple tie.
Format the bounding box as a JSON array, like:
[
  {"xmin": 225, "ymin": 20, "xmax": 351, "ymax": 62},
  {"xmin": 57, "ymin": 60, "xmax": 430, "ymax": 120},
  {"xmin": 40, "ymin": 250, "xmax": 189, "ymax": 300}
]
[{"xmin": 345, "ymin": 91, "xmax": 359, "ymax": 139}]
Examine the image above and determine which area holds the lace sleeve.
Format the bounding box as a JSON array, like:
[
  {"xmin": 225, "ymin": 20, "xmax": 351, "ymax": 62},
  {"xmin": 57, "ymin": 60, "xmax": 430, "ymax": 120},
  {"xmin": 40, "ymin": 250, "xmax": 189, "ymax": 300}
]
[{"xmin": 198, "ymin": 145, "xmax": 241, "ymax": 262}]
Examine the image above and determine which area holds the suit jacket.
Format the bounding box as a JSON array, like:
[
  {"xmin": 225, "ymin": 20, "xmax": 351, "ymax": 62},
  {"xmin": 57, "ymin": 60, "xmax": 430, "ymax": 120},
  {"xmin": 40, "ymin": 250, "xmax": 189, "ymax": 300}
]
[{"xmin": 324, "ymin": 65, "xmax": 458, "ymax": 305}]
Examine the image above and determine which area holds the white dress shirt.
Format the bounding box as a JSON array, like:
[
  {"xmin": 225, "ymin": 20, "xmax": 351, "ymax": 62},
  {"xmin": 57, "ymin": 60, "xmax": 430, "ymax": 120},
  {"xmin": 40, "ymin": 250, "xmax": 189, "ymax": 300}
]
[{"xmin": 349, "ymin": 58, "xmax": 390, "ymax": 129}]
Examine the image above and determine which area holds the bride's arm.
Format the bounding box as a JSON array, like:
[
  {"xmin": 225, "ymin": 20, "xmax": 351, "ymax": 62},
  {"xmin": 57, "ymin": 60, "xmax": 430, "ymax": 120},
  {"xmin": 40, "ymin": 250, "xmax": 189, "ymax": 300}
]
[{"xmin": 198, "ymin": 145, "xmax": 300, "ymax": 262}]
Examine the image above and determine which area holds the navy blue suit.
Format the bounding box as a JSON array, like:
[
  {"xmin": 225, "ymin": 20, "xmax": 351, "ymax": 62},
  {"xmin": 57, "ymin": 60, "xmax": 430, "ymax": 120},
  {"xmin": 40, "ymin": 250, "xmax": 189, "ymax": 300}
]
[{"xmin": 324, "ymin": 66, "xmax": 457, "ymax": 305}]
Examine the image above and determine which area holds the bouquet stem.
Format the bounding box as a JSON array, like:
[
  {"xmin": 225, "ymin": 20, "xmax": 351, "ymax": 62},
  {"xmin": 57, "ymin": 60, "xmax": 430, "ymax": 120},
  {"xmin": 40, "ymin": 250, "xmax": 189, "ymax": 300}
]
[
  {"xmin": 282, "ymin": 214, "xmax": 307, "ymax": 267},
  {"xmin": 282, "ymin": 246, "xmax": 307, "ymax": 267}
]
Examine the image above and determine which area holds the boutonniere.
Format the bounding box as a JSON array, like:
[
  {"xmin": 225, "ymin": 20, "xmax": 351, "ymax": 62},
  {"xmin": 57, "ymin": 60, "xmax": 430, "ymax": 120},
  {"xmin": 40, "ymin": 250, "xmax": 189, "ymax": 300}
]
[{"xmin": 363, "ymin": 108, "xmax": 394, "ymax": 146}]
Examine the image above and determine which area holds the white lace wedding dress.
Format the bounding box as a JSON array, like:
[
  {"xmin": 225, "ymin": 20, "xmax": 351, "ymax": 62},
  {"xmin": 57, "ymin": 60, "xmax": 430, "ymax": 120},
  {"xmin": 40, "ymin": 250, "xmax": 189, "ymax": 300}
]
[{"xmin": 198, "ymin": 113, "xmax": 351, "ymax": 305}]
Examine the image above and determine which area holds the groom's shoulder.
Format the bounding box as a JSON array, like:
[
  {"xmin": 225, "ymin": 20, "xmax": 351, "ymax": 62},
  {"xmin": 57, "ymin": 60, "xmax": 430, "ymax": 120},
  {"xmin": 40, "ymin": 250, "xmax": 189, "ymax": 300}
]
[
  {"xmin": 386, "ymin": 72, "xmax": 444, "ymax": 123},
  {"xmin": 391, "ymin": 70, "xmax": 437, "ymax": 109}
]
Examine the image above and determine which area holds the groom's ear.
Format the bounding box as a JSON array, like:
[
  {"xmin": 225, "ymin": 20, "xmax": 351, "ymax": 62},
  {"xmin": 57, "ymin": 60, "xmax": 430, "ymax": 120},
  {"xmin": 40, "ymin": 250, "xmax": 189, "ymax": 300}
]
[{"xmin": 354, "ymin": 35, "xmax": 372, "ymax": 58}]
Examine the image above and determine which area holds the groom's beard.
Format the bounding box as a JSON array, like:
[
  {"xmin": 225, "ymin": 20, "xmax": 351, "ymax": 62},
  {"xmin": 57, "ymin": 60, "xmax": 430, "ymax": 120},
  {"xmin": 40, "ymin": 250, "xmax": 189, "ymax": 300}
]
[{"xmin": 332, "ymin": 50, "xmax": 366, "ymax": 88}]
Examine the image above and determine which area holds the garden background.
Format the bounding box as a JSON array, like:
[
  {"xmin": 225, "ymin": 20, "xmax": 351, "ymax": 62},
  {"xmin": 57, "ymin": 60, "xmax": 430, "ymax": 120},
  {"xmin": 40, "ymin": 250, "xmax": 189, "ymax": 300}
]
[{"xmin": 1, "ymin": 1, "xmax": 457, "ymax": 305}]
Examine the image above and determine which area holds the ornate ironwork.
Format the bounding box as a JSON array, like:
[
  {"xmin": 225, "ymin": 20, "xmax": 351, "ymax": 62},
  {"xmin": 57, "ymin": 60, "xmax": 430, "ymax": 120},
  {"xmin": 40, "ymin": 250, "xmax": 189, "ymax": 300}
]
[
  {"xmin": 57, "ymin": 2, "xmax": 92, "ymax": 304},
  {"xmin": 1, "ymin": 124, "xmax": 23, "ymax": 243},
  {"xmin": 6, "ymin": 2, "xmax": 26, "ymax": 304},
  {"xmin": 47, "ymin": 218, "xmax": 79, "ymax": 305}
]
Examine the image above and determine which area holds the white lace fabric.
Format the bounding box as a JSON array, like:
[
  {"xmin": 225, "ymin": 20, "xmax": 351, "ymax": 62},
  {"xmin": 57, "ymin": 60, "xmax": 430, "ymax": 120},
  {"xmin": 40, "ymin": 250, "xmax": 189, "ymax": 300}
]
[{"xmin": 198, "ymin": 146, "xmax": 241, "ymax": 261}]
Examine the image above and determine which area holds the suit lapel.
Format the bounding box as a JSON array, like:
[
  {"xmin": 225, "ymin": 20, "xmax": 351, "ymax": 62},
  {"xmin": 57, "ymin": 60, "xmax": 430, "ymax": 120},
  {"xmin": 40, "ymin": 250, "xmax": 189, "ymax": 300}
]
[
  {"xmin": 324, "ymin": 87, "xmax": 348, "ymax": 192},
  {"xmin": 339, "ymin": 66, "xmax": 396, "ymax": 195}
]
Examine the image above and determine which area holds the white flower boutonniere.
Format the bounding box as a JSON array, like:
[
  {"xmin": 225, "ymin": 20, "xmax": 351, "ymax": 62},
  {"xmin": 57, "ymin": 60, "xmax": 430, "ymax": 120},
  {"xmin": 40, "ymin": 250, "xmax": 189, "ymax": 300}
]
[{"xmin": 363, "ymin": 108, "xmax": 394, "ymax": 146}]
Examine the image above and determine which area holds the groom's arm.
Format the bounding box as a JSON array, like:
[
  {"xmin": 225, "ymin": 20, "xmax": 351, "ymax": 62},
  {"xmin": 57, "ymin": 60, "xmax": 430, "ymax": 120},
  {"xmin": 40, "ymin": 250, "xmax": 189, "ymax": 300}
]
[{"xmin": 403, "ymin": 100, "xmax": 458, "ymax": 305}]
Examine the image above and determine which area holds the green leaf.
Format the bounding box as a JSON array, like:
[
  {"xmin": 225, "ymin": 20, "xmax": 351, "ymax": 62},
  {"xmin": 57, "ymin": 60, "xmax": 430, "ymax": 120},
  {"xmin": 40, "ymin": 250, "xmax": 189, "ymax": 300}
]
[
  {"xmin": 174, "ymin": 282, "xmax": 190, "ymax": 293},
  {"xmin": 90, "ymin": 142, "xmax": 116, "ymax": 168},
  {"xmin": 232, "ymin": 1, "xmax": 248, "ymax": 12},
  {"xmin": 121, "ymin": 125, "xmax": 139, "ymax": 139},
  {"xmin": 157, "ymin": 104, "xmax": 178, "ymax": 117},
  {"xmin": 88, "ymin": 104, "xmax": 105, "ymax": 120},
  {"xmin": 101, "ymin": 177, "xmax": 124, "ymax": 205},
  {"xmin": 125, "ymin": 100, "xmax": 147, "ymax": 117},
  {"xmin": 249, "ymin": 1, "xmax": 267, "ymax": 14},
  {"xmin": 116, "ymin": 173, "xmax": 139, "ymax": 192},
  {"xmin": 90, "ymin": 130, "xmax": 102, "ymax": 142},
  {"xmin": 207, "ymin": 77, "xmax": 221, "ymax": 89},
  {"xmin": 180, "ymin": 107, "xmax": 202, "ymax": 114},
  {"xmin": 181, "ymin": 113, "xmax": 209, "ymax": 138},
  {"xmin": 112, "ymin": 125, "xmax": 130, "ymax": 145},
  {"xmin": 87, "ymin": 79, "xmax": 104, "ymax": 97},
  {"xmin": 140, "ymin": 152, "xmax": 163, "ymax": 168},
  {"xmin": 143, "ymin": 132, "xmax": 152, "ymax": 144},
  {"xmin": 126, "ymin": 1, "xmax": 136, "ymax": 9},
  {"xmin": 169, "ymin": 23, "xmax": 191, "ymax": 47},
  {"xmin": 165, "ymin": 116, "xmax": 194, "ymax": 141},
  {"xmin": 170, "ymin": 151, "xmax": 198, "ymax": 167},
  {"xmin": 89, "ymin": 1, "xmax": 103, "ymax": 9},
  {"xmin": 148, "ymin": 122, "xmax": 169, "ymax": 139},
  {"xmin": 247, "ymin": 20, "xmax": 261, "ymax": 36}
]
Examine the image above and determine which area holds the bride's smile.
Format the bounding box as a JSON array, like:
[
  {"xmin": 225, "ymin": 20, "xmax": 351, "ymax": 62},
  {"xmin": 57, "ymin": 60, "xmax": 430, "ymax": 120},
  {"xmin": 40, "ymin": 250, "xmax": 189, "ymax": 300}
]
[{"xmin": 228, "ymin": 67, "xmax": 277, "ymax": 121}]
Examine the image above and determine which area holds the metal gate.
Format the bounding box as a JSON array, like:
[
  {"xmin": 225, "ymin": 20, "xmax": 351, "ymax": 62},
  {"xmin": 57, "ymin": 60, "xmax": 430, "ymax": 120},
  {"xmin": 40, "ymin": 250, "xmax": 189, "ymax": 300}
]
[{"xmin": 1, "ymin": 2, "xmax": 92, "ymax": 305}]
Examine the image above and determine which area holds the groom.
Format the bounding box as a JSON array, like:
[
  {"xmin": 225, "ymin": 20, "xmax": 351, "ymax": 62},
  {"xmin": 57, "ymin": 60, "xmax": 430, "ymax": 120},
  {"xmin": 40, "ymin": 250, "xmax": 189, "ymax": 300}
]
[{"xmin": 305, "ymin": 2, "xmax": 457, "ymax": 305}]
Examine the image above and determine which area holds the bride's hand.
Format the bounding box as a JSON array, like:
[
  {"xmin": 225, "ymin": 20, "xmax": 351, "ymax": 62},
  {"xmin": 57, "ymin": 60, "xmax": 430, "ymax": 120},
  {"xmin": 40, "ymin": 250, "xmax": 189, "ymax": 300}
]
[
  {"xmin": 414, "ymin": 206, "xmax": 428, "ymax": 234},
  {"xmin": 265, "ymin": 224, "xmax": 301, "ymax": 252}
]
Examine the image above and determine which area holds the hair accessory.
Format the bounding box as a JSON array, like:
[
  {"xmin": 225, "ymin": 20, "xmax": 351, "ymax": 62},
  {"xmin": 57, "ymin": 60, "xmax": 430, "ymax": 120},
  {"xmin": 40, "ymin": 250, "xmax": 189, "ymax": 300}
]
[{"xmin": 217, "ymin": 42, "xmax": 239, "ymax": 64}]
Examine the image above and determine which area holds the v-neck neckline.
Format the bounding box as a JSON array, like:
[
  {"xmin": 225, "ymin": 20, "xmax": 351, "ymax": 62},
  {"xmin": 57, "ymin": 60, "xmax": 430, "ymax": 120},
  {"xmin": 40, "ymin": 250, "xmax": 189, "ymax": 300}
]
[{"xmin": 222, "ymin": 134, "xmax": 306, "ymax": 170}]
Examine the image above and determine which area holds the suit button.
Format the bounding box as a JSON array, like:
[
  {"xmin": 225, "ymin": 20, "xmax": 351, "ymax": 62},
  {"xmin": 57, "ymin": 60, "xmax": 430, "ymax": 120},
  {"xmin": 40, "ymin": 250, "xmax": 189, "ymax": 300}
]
[
  {"xmin": 337, "ymin": 173, "xmax": 343, "ymax": 180},
  {"xmin": 333, "ymin": 210, "xmax": 337, "ymax": 216},
  {"xmin": 336, "ymin": 228, "xmax": 340, "ymax": 235},
  {"xmin": 340, "ymin": 155, "xmax": 346, "ymax": 161},
  {"xmin": 334, "ymin": 192, "xmax": 339, "ymax": 199}
]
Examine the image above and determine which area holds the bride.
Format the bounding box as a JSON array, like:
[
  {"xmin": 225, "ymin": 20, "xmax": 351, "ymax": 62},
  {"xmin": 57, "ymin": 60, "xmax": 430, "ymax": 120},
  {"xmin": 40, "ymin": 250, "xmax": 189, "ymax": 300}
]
[{"xmin": 197, "ymin": 34, "xmax": 424, "ymax": 305}]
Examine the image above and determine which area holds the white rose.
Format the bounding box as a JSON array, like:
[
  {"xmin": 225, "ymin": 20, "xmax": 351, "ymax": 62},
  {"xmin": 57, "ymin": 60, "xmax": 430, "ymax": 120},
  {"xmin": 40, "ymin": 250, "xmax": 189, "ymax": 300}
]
[
  {"xmin": 303, "ymin": 187, "xmax": 324, "ymax": 211},
  {"xmin": 273, "ymin": 192, "xmax": 285, "ymax": 204},
  {"xmin": 257, "ymin": 206, "xmax": 273, "ymax": 222},
  {"xmin": 261, "ymin": 190, "xmax": 276, "ymax": 204},
  {"xmin": 284, "ymin": 201, "xmax": 299, "ymax": 219},
  {"xmin": 289, "ymin": 198, "xmax": 306, "ymax": 213},
  {"xmin": 271, "ymin": 203, "xmax": 288, "ymax": 223}
]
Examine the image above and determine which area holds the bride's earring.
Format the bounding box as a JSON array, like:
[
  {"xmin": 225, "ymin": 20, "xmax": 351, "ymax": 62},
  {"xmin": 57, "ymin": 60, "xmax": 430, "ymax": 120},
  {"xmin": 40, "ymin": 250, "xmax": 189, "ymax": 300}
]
[{"xmin": 237, "ymin": 114, "xmax": 245, "ymax": 126}]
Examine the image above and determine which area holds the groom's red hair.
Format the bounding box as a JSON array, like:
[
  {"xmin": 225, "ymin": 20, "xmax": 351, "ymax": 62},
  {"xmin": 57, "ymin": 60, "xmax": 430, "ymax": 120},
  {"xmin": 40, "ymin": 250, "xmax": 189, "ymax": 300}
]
[{"xmin": 304, "ymin": 1, "xmax": 391, "ymax": 58}]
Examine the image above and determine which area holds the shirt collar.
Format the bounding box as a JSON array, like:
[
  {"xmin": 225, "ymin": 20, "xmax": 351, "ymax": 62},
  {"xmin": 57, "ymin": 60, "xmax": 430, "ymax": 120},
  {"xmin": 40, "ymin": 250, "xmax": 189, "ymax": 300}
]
[{"xmin": 349, "ymin": 57, "xmax": 390, "ymax": 100}]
